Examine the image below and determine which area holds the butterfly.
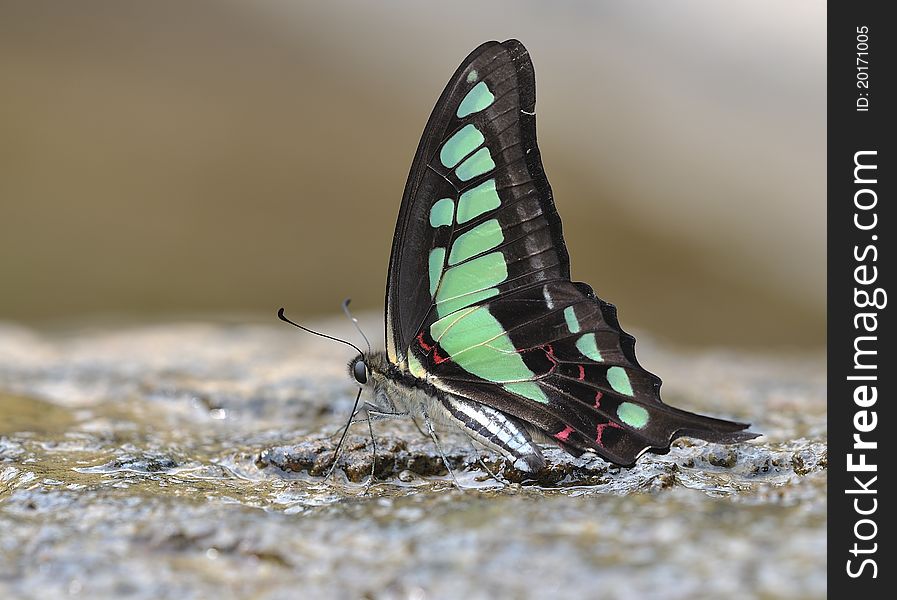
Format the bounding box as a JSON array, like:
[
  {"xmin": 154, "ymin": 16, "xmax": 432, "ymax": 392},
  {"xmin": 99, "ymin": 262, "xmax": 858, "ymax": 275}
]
[{"xmin": 296, "ymin": 39, "xmax": 757, "ymax": 475}]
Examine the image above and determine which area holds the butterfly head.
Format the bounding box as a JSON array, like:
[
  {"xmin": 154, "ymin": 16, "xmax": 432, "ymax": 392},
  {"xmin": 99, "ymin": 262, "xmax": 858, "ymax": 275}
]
[
  {"xmin": 347, "ymin": 351, "xmax": 392, "ymax": 387},
  {"xmin": 347, "ymin": 350, "xmax": 404, "ymax": 413}
]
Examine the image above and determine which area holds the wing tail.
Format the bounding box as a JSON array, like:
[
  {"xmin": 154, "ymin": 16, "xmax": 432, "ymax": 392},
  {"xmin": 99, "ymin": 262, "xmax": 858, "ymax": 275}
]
[{"xmin": 669, "ymin": 408, "xmax": 759, "ymax": 444}]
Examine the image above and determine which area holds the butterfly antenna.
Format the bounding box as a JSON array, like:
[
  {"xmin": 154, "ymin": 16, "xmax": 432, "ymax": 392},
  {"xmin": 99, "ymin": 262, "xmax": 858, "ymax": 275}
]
[
  {"xmin": 341, "ymin": 298, "xmax": 372, "ymax": 356},
  {"xmin": 277, "ymin": 308, "xmax": 364, "ymax": 356}
]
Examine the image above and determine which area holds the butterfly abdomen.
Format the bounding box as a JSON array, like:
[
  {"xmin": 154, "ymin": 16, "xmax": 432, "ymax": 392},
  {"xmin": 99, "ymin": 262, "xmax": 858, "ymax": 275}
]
[{"xmin": 441, "ymin": 395, "xmax": 545, "ymax": 472}]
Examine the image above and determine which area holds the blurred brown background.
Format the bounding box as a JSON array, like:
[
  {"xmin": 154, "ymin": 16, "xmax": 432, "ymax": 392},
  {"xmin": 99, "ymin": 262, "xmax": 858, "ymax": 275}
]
[{"xmin": 0, "ymin": 1, "xmax": 824, "ymax": 348}]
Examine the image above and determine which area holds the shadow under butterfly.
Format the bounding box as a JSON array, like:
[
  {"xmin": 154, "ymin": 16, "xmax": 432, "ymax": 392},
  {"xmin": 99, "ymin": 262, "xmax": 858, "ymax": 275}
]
[{"xmin": 281, "ymin": 39, "xmax": 758, "ymax": 484}]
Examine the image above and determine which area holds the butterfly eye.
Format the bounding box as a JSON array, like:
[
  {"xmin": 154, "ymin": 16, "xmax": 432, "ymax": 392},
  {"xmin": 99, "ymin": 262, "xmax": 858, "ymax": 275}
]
[{"xmin": 353, "ymin": 360, "xmax": 368, "ymax": 384}]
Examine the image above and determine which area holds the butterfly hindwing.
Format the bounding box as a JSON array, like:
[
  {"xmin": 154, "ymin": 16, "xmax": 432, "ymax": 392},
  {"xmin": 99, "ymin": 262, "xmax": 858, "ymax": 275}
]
[{"xmin": 409, "ymin": 280, "xmax": 750, "ymax": 465}]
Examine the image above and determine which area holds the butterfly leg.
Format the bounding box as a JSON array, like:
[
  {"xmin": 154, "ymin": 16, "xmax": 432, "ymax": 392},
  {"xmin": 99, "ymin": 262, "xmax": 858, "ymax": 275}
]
[
  {"xmin": 420, "ymin": 406, "xmax": 469, "ymax": 490},
  {"xmin": 409, "ymin": 415, "xmax": 431, "ymax": 441},
  {"xmin": 362, "ymin": 408, "xmax": 429, "ymax": 441},
  {"xmin": 326, "ymin": 406, "xmax": 407, "ymax": 440},
  {"xmin": 362, "ymin": 413, "xmax": 377, "ymax": 493},
  {"xmin": 325, "ymin": 411, "xmax": 388, "ymax": 489},
  {"xmin": 362, "ymin": 403, "xmax": 410, "ymax": 422},
  {"xmin": 324, "ymin": 408, "xmax": 363, "ymax": 440},
  {"xmin": 466, "ymin": 439, "xmax": 509, "ymax": 486},
  {"xmin": 325, "ymin": 388, "xmax": 363, "ymax": 480}
]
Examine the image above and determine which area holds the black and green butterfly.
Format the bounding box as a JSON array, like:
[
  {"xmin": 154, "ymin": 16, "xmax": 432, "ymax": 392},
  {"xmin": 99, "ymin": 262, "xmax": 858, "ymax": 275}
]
[{"xmin": 319, "ymin": 40, "xmax": 757, "ymax": 473}]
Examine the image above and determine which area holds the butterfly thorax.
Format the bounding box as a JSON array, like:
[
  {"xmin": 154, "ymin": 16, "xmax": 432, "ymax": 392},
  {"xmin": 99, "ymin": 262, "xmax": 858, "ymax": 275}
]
[{"xmin": 352, "ymin": 350, "xmax": 438, "ymax": 416}]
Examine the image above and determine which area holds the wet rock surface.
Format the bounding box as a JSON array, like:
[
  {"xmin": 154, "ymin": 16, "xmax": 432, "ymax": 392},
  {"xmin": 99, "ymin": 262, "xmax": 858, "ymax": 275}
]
[{"xmin": 0, "ymin": 319, "xmax": 826, "ymax": 599}]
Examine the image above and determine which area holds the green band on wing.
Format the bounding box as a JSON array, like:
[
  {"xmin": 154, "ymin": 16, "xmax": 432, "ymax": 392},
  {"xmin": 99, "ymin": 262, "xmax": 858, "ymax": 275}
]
[
  {"xmin": 448, "ymin": 219, "xmax": 504, "ymax": 265},
  {"xmin": 607, "ymin": 366, "xmax": 634, "ymax": 396},
  {"xmin": 436, "ymin": 288, "xmax": 499, "ymax": 318},
  {"xmin": 428, "ymin": 247, "xmax": 446, "ymax": 297},
  {"xmin": 407, "ymin": 352, "xmax": 426, "ymax": 378},
  {"xmin": 440, "ymin": 124, "xmax": 484, "ymax": 168},
  {"xmin": 457, "ymin": 81, "xmax": 495, "ymax": 118},
  {"xmin": 455, "ymin": 147, "xmax": 495, "ymax": 181},
  {"xmin": 575, "ymin": 333, "xmax": 603, "ymax": 362},
  {"xmin": 435, "ymin": 251, "xmax": 507, "ymax": 317},
  {"xmin": 564, "ymin": 306, "xmax": 580, "ymax": 333},
  {"xmin": 430, "ymin": 306, "xmax": 480, "ymax": 341},
  {"xmin": 503, "ymin": 382, "xmax": 549, "ymax": 404},
  {"xmin": 429, "ymin": 198, "xmax": 454, "ymax": 228},
  {"xmin": 431, "ymin": 305, "xmax": 541, "ymax": 385},
  {"xmin": 617, "ymin": 402, "xmax": 648, "ymax": 428},
  {"xmin": 456, "ymin": 179, "xmax": 501, "ymax": 224}
]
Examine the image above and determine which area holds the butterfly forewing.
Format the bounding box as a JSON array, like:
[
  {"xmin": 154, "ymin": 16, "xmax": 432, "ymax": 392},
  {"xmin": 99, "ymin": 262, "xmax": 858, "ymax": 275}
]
[{"xmin": 386, "ymin": 40, "xmax": 567, "ymax": 365}]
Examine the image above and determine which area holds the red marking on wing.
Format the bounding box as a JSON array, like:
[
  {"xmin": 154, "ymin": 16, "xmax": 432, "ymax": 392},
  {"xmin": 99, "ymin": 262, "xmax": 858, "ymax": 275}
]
[
  {"xmin": 541, "ymin": 343, "xmax": 558, "ymax": 374},
  {"xmin": 554, "ymin": 425, "xmax": 574, "ymax": 442},
  {"xmin": 417, "ymin": 332, "xmax": 432, "ymax": 352},
  {"xmin": 577, "ymin": 365, "xmax": 586, "ymax": 381},
  {"xmin": 593, "ymin": 391, "xmax": 603, "ymax": 409},
  {"xmin": 595, "ymin": 421, "xmax": 623, "ymax": 447},
  {"xmin": 432, "ymin": 348, "xmax": 450, "ymax": 364}
]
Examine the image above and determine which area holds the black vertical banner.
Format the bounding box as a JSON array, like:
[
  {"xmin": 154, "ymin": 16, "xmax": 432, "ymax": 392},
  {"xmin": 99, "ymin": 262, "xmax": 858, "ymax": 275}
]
[{"xmin": 829, "ymin": 2, "xmax": 894, "ymax": 595}]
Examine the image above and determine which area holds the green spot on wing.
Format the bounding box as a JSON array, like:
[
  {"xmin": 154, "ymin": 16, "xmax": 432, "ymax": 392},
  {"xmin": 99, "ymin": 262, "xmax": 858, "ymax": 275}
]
[
  {"xmin": 440, "ymin": 124, "xmax": 484, "ymax": 168},
  {"xmin": 456, "ymin": 179, "xmax": 501, "ymax": 224},
  {"xmin": 455, "ymin": 147, "xmax": 495, "ymax": 181},
  {"xmin": 503, "ymin": 382, "xmax": 549, "ymax": 404},
  {"xmin": 466, "ymin": 69, "xmax": 478, "ymax": 83},
  {"xmin": 435, "ymin": 251, "xmax": 507, "ymax": 317},
  {"xmin": 457, "ymin": 81, "xmax": 495, "ymax": 118},
  {"xmin": 607, "ymin": 366, "xmax": 634, "ymax": 396},
  {"xmin": 428, "ymin": 247, "xmax": 445, "ymax": 297},
  {"xmin": 431, "ymin": 306, "xmax": 538, "ymax": 383},
  {"xmin": 429, "ymin": 198, "xmax": 454, "ymax": 228},
  {"xmin": 564, "ymin": 306, "xmax": 580, "ymax": 333},
  {"xmin": 617, "ymin": 402, "xmax": 648, "ymax": 428},
  {"xmin": 448, "ymin": 219, "xmax": 504, "ymax": 265},
  {"xmin": 575, "ymin": 333, "xmax": 603, "ymax": 362}
]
